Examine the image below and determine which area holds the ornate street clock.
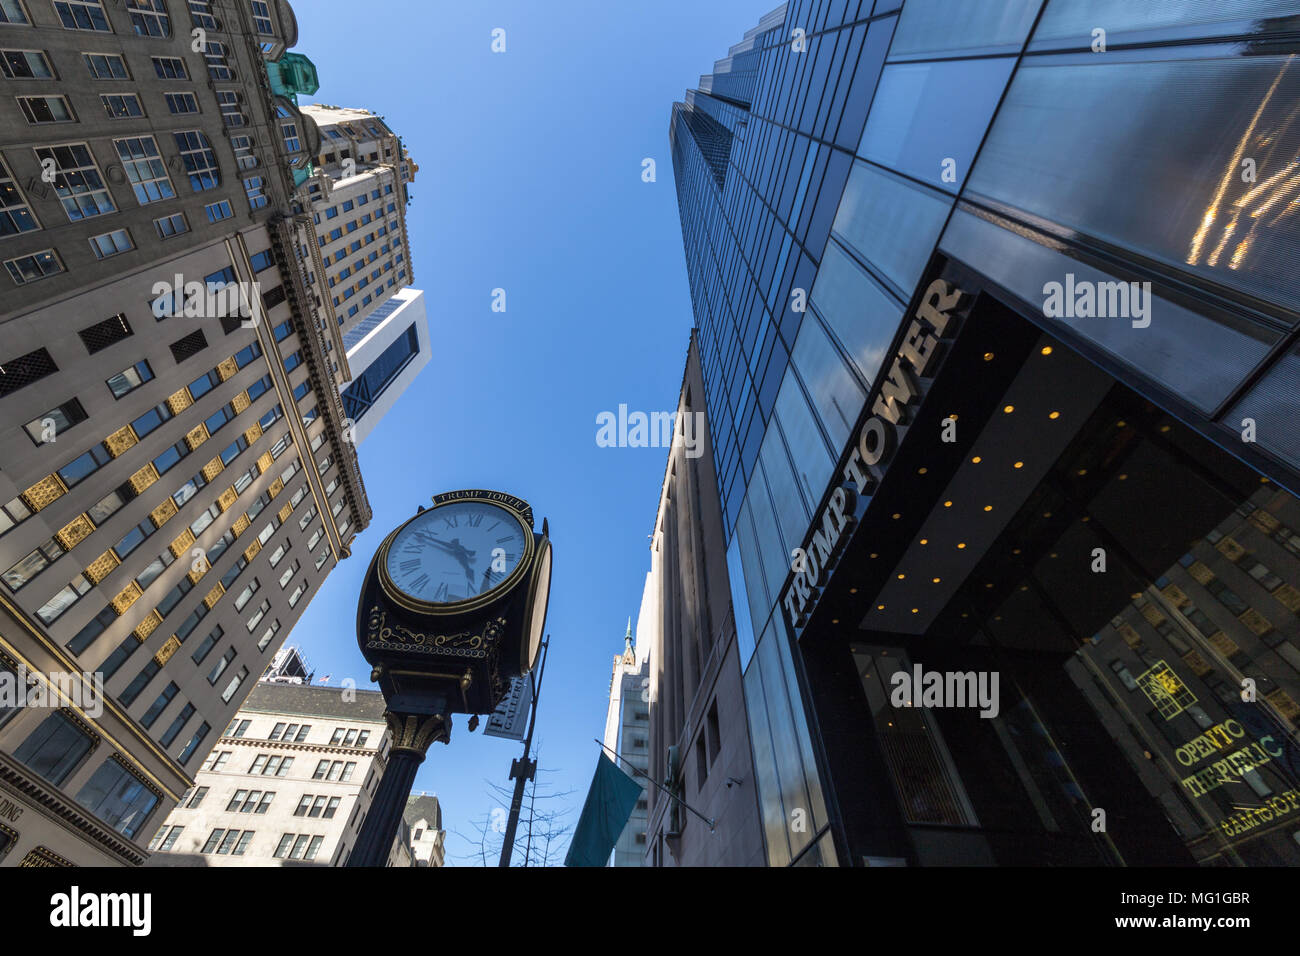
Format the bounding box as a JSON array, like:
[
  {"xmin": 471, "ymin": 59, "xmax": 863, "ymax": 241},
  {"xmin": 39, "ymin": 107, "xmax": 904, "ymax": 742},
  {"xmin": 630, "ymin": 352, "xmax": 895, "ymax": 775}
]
[
  {"xmin": 348, "ymin": 490, "xmax": 551, "ymax": 866},
  {"xmin": 357, "ymin": 490, "xmax": 551, "ymax": 717}
]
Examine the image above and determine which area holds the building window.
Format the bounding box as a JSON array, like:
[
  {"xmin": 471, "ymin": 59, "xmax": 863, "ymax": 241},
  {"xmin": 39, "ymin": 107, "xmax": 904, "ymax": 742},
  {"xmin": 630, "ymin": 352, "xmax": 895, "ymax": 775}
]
[
  {"xmin": 112, "ymin": 135, "xmax": 175, "ymax": 205},
  {"xmin": 0, "ymin": 156, "xmax": 38, "ymax": 236},
  {"xmin": 174, "ymin": 129, "xmax": 220, "ymax": 191},
  {"xmin": 18, "ymin": 93, "xmax": 73, "ymax": 123},
  {"xmin": 153, "ymin": 212, "xmax": 188, "ymax": 239},
  {"xmin": 75, "ymin": 757, "xmax": 159, "ymax": 837},
  {"xmin": 242, "ymin": 175, "xmax": 267, "ymax": 210},
  {"xmin": 230, "ymin": 133, "xmax": 257, "ymax": 170},
  {"xmin": 204, "ymin": 199, "xmax": 233, "ymax": 222},
  {"xmin": 88, "ymin": 227, "xmax": 133, "ymax": 259},
  {"xmin": 13, "ymin": 711, "xmax": 93, "ymax": 785},
  {"xmin": 187, "ymin": 0, "xmax": 218, "ymax": 30},
  {"xmin": 23, "ymin": 397, "xmax": 86, "ymax": 445},
  {"xmin": 140, "ymin": 683, "xmax": 177, "ymax": 728},
  {"xmin": 1, "ymin": 49, "xmax": 52, "ymax": 78},
  {"xmin": 216, "ymin": 89, "xmax": 244, "ymax": 126},
  {"xmin": 150, "ymin": 55, "xmax": 185, "ymax": 78},
  {"xmin": 82, "ymin": 52, "xmax": 128, "ymax": 78},
  {"xmin": 256, "ymin": 619, "xmax": 279, "ymax": 651},
  {"xmin": 250, "ymin": 0, "xmax": 273, "ymax": 35},
  {"xmin": 126, "ymin": 0, "xmax": 169, "ymax": 37},
  {"xmin": 34, "ymin": 143, "xmax": 114, "ymax": 220},
  {"xmin": 221, "ymin": 667, "xmax": 248, "ymax": 703},
  {"xmin": 106, "ymin": 358, "xmax": 153, "ymax": 398},
  {"xmin": 100, "ymin": 93, "xmax": 143, "ymax": 118},
  {"xmin": 53, "ymin": 1, "xmax": 109, "ymax": 32},
  {"xmin": 203, "ymin": 40, "xmax": 233, "ymax": 80},
  {"xmin": 164, "ymin": 91, "xmax": 199, "ymax": 114},
  {"xmin": 4, "ymin": 248, "xmax": 64, "ymax": 285}
]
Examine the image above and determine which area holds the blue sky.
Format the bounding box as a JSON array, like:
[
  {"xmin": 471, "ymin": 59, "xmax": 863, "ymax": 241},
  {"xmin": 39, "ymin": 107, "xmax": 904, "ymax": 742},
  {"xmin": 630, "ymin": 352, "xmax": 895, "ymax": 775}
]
[{"xmin": 291, "ymin": 0, "xmax": 771, "ymax": 862}]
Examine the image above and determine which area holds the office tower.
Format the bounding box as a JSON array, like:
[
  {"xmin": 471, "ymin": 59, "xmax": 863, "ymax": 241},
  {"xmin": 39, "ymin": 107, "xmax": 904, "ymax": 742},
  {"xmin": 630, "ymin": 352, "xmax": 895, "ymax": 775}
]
[
  {"xmin": 640, "ymin": 336, "xmax": 764, "ymax": 867},
  {"xmin": 670, "ymin": 1, "xmax": 1300, "ymax": 867},
  {"xmin": 297, "ymin": 104, "xmax": 416, "ymax": 344},
  {"xmin": 145, "ymin": 678, "xmax": 409, "ymax": 866},
  {"xmin": 0, "ymin": 1, "xmax": 420, "ymax": 867},
  {"xmin": 340, "ymin": 287, "xmax": 431, "ymax": 445},
  {"xmin": 602, "ymin": 618, "xmax": 649, "ymax": 865},
  {"xmin": 403, "ymin": 792, "xmax": 445, "ymax": 867}
]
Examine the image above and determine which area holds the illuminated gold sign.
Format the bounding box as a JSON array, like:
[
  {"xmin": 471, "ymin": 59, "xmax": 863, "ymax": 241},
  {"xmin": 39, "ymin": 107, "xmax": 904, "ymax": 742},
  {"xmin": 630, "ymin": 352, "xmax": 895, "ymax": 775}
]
[
  {"xmin": 1136, "ymin": 660, "xmax": 1197, "ymax": 719},
  {"xmin": 1179, "ymin": 735, "xmax": 1282, "ymax": 798},
  {"xmin": 1218, "ymin": 789, "xmax": 1299, "ymax": 839}
]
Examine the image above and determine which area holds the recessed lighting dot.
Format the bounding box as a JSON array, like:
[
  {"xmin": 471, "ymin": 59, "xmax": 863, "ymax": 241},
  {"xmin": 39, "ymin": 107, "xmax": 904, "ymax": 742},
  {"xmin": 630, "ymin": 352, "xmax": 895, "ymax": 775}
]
[
  {"xmin": 1020, "ymin": 585, "xmax": 1028, "ymax": 591},
  {"xmin": 1118, "ymin": 474, "xmax": 1128, "ymax": 481},
  {"xmin": 1012, "ymin": 548, "xmax": 1021, "ymax": 555},
  {"xmin": 1041, "ymin": 346, "xmax": 1053, "ymax": 355},
  {"xmin": 983, "ymin": 505, "xmax": 993, "ymax": 512},
  {"xmin": 983, "ymin": 352, "xmax": 995, "ymax": 362},
  {"xmin": 876, "ymin": 604, "xmax": 885, "ymax": 611},
  {"xmin": 985, "ymin": 583, "xmax": 994, "ymax": 589},
  {"xmin": 919, "ymin": 538, "xmax": 928, "ymax": 546},
  {"xmin": 1050, "ymin": 552, "xmax": 1059, "ymax": 559},
  {"xmin": 932, "ymin": 577, "xmax": 941, "ymax": 584},
  {"xmin": 911, "ymin": 608, "xmax": 919, "ymax": 614},
  {"xmin": 892, "ymin": 513, "xmax": 901, "ymax": 520},
  {"xmin": 1160, "ymin": 424, "xmax": 1171, "ymax": 433},
  {"xmin": 943, "ymin": 500, "xmax": 953, "ymax": 508},
  {"xmin": 957, "ymin": 543, "xmax": 967, "ymax": 550},
  {"xmin": 1043, "ymin": 512, "xmax": 1052, "ymax": 518},
  {"xmin": 1116, "ymin": 420, "xmax": 1127, "ymax": 428},
  {"xmin": 1049, "ymin": 411, "xmax": 1060, "ymax": 420},
  {"xmin": 1013, "ymin": 461, "xmax": 1024, "ymax": 469},
  {"xmin": 1003, "ymin": 405, "xmax": 1015, "ymax": 414},
  {"xmin": 849, "ymin": 587, "xmax": 857, "ymax": 594},
  {"xmin": 918, "ymin": 467, "xmax": 928, "ymax": 474},
  {"xmin": 897, "ymin": 573, "xmax": 906, "ymax": 580},
  {"xmin": 1077, "ymin": 468, "xmax": 1087, "ymax": 476},
  {"xmin": 971, "ymin": 456, "xmax": 982, "ymax": 464},
  {"xmin": 831, "ymin": 619, "xmax": 839, "ymax": 624}
]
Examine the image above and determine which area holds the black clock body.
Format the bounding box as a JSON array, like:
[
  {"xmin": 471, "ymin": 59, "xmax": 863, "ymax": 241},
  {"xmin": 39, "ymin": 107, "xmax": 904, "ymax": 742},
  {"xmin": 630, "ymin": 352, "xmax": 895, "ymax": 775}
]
[{"xmin": 355, "ymin": 490, "xmax": 551, "ymax": 717}]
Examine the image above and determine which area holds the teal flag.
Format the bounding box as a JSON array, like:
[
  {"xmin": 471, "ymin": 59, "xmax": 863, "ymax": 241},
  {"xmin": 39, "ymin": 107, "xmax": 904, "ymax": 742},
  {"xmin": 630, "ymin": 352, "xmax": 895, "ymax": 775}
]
[{"xmin": 565, "ymin": 752, "xmax": 642, "ymax": 867}]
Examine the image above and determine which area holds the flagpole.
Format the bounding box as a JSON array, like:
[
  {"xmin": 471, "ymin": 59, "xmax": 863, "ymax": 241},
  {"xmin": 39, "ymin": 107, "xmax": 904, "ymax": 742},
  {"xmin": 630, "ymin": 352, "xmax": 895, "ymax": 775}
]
[
  {"xmin": 498, "ymin": 636, "xmax": 549, "ymax": 866},
  {"xmin": 593, "ymin": 738, "xmax": 715, "ymax": 831}
]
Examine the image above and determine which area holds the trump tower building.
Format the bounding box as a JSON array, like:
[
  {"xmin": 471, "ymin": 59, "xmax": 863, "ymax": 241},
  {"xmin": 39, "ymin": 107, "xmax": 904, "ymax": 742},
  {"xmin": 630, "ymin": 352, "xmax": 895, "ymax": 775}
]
[{"xmin": 665, "ymin": 0, "xmax": 1300, "ymax": 866}]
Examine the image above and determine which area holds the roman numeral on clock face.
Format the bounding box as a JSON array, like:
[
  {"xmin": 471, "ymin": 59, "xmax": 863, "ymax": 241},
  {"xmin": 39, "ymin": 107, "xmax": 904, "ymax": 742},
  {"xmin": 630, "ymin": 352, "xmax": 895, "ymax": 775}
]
[
  {"xmin": 441, "ymin": 514, "xmax": 458, "ymax": 529},
  {"xmin": 409, "ymin": 573, "xmax": 429, "ymax": 592},
  {"xmin": 434, "ymin": 582, "xmax": 449, "ymax": 601},
  {"xmin": 467, "ymin": 514, "xmax": 483, "ymax": 527},
  {"xmin": 399, "ymin": 558, "xmax": 421, "ymax": 573}
]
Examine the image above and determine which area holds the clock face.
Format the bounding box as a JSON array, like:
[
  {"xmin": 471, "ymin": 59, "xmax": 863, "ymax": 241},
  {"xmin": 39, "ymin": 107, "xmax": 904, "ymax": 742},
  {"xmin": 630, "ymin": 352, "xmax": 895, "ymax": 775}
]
[{"xmin": 384, "ymin": 500, "xmax": 529, "ymax": 605}]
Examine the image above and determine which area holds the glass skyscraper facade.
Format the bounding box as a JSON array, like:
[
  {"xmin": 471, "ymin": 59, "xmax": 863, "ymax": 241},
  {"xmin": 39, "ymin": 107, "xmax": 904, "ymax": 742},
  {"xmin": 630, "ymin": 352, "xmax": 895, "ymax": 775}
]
[{"xmin": 671, "ymin": 0, "xmax": 1300, "ymax": 867}]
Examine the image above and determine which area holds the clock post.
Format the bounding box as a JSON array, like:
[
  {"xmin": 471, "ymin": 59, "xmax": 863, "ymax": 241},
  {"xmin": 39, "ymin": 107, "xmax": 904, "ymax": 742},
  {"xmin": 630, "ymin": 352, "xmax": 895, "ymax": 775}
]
[{"xmin": 346, "ymin": 490, "xmax": 552, "ymax": 866}]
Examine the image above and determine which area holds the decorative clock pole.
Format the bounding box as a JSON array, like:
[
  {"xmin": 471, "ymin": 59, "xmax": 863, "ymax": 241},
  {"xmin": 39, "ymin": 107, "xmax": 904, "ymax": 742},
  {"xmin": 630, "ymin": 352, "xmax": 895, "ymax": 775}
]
[{"xmin": 347, "ymin": 490, "xmax": 552, "ymax": 867}]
